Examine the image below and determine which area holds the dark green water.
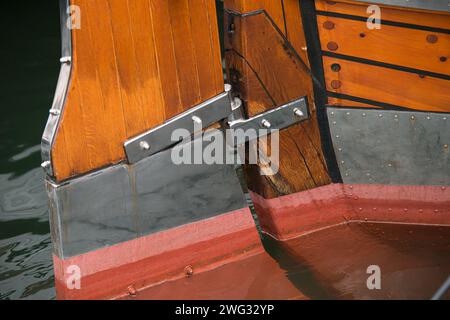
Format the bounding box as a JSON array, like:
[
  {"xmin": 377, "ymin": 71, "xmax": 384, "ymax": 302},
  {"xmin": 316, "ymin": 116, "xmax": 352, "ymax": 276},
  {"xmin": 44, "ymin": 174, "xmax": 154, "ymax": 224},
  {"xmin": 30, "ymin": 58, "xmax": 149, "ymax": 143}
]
[{"xmin": 0, "ymin": 2, "xmax": 61, "ymax": 299}]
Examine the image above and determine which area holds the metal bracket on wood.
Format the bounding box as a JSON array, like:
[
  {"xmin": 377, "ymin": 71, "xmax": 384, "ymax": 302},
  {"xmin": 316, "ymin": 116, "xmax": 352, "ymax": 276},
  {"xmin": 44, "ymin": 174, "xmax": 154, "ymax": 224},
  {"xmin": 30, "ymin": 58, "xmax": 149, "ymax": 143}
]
[
  {"xmin": 228, "ymin": 97, "xmax": 309, "ymax": 145},
  {"xmin": 124, "ymin": 87, "xmax": 233, "ymax": 164}
]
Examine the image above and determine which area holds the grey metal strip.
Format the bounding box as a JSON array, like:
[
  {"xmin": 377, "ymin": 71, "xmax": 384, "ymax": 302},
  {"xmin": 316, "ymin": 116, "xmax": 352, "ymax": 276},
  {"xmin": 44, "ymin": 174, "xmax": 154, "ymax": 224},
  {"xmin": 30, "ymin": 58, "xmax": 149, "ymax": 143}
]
[
  {"xmin": 354, "ymin": 0, "xmax": 450, "ymax": 13},
  {"xmin": 124, "ymin": 89, "xmax": 233, "ymax": 164},
  {"xmin": 48, "ymin": 130, "xmax": 248, "ymax": 258},
  {"xmin": 328, "ymin": 107, "xmax": 450, "ymax": 185},
  {"xmin": 228, "ymin": 97, "xmax": 309, "ymax": 145},
  {"xmin": 41, "ymin": 0, "xmax": 72, "ymax": 177}
]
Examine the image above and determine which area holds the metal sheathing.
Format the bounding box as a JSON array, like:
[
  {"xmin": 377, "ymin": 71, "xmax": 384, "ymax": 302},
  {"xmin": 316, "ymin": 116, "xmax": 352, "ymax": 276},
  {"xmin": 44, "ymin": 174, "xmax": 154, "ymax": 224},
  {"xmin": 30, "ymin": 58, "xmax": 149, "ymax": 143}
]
[
  {"xmin": 328, "ymin": 107, "xmax": 450, "ymax": 186},
  {"xmin": 47, "ymin": 131, "xmax": 248, "ymax": 259}
]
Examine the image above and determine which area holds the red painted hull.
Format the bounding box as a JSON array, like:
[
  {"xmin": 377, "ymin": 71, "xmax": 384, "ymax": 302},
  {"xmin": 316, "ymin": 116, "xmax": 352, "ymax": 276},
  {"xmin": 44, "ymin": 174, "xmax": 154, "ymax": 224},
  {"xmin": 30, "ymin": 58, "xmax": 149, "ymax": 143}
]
[
  {"xmin": 250, "ymin": 184, "xmax": 450, "ymax": 240},
  {"xmin": 54, "ymin": 207, "xmax": 263, "ymax": 300}
]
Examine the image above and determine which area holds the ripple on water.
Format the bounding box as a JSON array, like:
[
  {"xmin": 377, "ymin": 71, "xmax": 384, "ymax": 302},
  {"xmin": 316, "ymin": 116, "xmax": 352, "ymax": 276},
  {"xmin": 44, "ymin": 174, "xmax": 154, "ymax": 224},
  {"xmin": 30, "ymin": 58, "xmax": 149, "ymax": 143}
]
[{"xmin": 0, "ymin": 166, "xmax": 55, "ymax": 300}]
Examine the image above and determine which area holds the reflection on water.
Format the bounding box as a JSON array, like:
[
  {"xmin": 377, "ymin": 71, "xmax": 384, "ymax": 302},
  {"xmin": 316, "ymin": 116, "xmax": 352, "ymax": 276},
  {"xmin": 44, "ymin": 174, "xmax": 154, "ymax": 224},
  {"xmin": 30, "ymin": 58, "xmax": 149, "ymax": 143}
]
[
  {"xmin": 0, "ymin": 164, "xmax": 55, "ymax": 300},
  {"xmin": 0, "ymin": 1, "xmax": 60, "ymax": 299}
]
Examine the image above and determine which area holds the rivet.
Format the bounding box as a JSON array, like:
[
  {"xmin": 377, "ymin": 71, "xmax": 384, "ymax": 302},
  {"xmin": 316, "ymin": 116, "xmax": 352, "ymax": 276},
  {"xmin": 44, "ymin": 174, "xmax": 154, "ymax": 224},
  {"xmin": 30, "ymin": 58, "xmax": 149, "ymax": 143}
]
[
  {"xmin": 378, "ymin": 114, "xmax": 383, "ymax": 118},
  {"xmin": 439, "ymin": 56, "xmax": 447, "ymax": 62},
  {"xmin": 338, "ymin": 148, "xmax": 343, "ymax": 152},
  {"xmin": 426, "ymin": 34, "xmax": 438, "ymax": 44},
  {"xmin": 388, "ymin": 163, "xmax": 392, "ymax": 167},
  {"xmin": 346, "ymin": 112, "xmax": 351, "ymax": 116},
  {"xmin": 443, "ymin": 117, "xmax": 448, "ymax": 121},
  {"xmin": 419, "ymin": 209, "xmax": 424, "ymax": 213},
  {"xmin": 404, "ymin": 208, "xmax": 408, "ymax": 212},
  {"xmin": 426, "ymin": 116, "xmax": 431, "ymax": 120},
  {"xmin": 444, "ymin": 144, "xmax": 449, "ymax": 149},
  {"xmin": 434, "ymin": 209, "xmax": 439, "ymax": 213},
  {"xmin": 331, "ymin": 80, "xmax": 341, "ymax": 89},
  {"xmin": 410, "ymin": 116, "xmax": 415, "ymax": 120},
  {"xmin": 349, "ymin": 185, "xmax": 353, "ymax": 189},
  {"xmin": 366, "ymin": 172, "xmax": 371, "ymax": 176},
  {"xmin": 330, "ymin": 111, "xmax": 335, "ymax": 116},
  {"xmin": 372, "ymin": 207, "xmax": 377, "ymax": 211},
  {"xmin": 127, "ymin": 285, "xmax": 137, "ymax": 296},
  {"xmin": 394, "ymin": 114, "xmax": 398, "ymax": 118},
  {"xmin": 261, "ymin": 119, "xmax": 271, "ymax": 128},
  {"xmin": 336, "ymin": 135, "xmax": 340, "ymax": 138},
  {"xmin": 327, "ymin": 41, "xmax": 339, "ymax": 51},
  {"xmin": 359, "ymin": 32, "xmax": 366, "ymax": 38},
  {"xmin": 362, "ymin": 113, "xmax": 366, "ymax": 117},
  {"xmin": 341, "ymin": 160, "xmax": 345, "ymax": 164},
  {"xmin": 388, "ymin": 208, "xmax": 392, "ymax": 212},
  {"xmin": 441, "ymin": 186, "xmax": 447, "ymax": 190},
  {"xmin": 332, "ymin": 121, "xmax": 337, "ymax": 125},
  {"xmin": 293, "ymin": 108, "xmax": 304, "ymax": 117},
  {"xmin": 359, "ymin": 208, "xmax": 363, "ymax": 211},
  {"xmin": 323, "ymin": 21, "xmax": 335, "ymax": 30},
  {"xmin": 184, "ymin": 265, "xmax": 194, "ymax": 277},
  {"xmin": 139, "ymin": 141, "xmax": 150, "ymax": 151}
]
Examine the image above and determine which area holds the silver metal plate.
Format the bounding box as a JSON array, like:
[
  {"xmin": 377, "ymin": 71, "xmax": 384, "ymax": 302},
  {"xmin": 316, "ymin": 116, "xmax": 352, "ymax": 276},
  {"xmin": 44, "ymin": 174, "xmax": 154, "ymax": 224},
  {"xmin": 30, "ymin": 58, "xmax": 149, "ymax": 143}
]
[
  {"xmin": 355, "ymin": 0, "xmax": 450, "ymax": 13},
  {"xmin": 48, "ymin": 130, "xmax": 248, "ymax": 259},
  {"xmin": 41, "ymin": 0, "xmax": 72, "ymax": 177},
  {"xmin": 124, "ymin": 91, "xmax": 233, "ymax": 164},
  {"xmin": 328, "ymin": 108, "xmax": 450, "ymax": 185},
  {"xmin": 228, "ymin": 97, "xmax": 309, "ymax": 145}
]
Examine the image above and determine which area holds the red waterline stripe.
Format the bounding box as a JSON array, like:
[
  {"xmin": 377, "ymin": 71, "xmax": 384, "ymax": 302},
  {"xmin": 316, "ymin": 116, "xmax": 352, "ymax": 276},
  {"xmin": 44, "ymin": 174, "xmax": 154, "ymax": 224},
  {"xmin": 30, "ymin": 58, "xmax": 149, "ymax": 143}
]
[
  {"xmin": 53, "ymin": 207, "xmax": 263, "ymax": 299},
  {"xmin": 250, "ymin": 184, "xmax": 450, "ymax": 241}
]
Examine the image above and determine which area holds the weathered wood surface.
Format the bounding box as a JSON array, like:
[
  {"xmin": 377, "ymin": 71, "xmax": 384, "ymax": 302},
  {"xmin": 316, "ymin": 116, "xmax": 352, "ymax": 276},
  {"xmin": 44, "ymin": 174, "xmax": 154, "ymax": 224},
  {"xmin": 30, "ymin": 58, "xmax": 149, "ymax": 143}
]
[
  {"xmin": 52, "ymin": 0, "xmax": 223, "ymax": 181},
  {"xmin": 225, "ymin": 0, "xmax": 332, "ymax": 199}
]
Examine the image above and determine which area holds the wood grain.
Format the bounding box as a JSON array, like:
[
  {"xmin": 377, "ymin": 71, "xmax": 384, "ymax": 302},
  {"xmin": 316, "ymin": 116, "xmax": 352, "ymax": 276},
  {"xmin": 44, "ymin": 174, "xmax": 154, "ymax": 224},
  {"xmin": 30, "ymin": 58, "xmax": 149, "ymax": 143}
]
[
  {"xmin": 52, "ymin": 0, "xmax": 223, "ymax": 181},
  {"xmin": 224, "ymin": 0, "xmax": 331, "ymax": 199},
  {"xmin": 318, "ymin": 15, "xmax": 450, "ymax": 75},
  {"xmin": 323, "ymin": 56, "xmax": 450, "ymax": 112}
]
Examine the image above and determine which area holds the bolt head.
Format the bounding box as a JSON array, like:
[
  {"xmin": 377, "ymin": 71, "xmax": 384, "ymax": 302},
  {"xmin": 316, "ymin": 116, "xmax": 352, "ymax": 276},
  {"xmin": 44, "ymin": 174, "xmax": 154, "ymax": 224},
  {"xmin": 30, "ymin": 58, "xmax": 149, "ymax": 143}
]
[
  {"xmin": 139, "ymin": 141, "xmax": 150, "ymax": 151},
  {"xmin": 293, "ymin": 108, "xmax": 304, "ymax": 117}
]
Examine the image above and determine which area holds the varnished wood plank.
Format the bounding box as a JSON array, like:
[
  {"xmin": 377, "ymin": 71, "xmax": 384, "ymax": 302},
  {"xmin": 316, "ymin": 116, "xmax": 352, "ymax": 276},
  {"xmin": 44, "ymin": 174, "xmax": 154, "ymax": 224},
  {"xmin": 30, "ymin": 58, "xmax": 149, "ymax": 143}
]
[
  {"xmin": 148, "ymin": 0, "xmax": 182, "ymax": 119},
  {"xmin": 108, "ymin": 0, "xmax": 147, "ymax": 137},
  {"xmin": 128, "ymin": 0, "xmax": 166, "ymax": 129},
  {"xmin": 189, "ymin": 0, "xmax": 220, "ymax": 100},
  {"xmin": 52, "ymin": 0, "xmax": 224, "ymax": 181},
  {"xmin": 315, "ymin": 0, "xmax": 450, "ymax": 30},
  {"xmin": 327, "ymin": 96, "xmax": 381, "ymax": 108},
  {"xmin": 323, "ymin": 56, "xmax": 450, "ymax": 112},
  {"xmin": 168, "ymin": 0, "xmax": 202, "ymax": 110},
  {"xmin": 84, "ymin": 0, "xmax": 127, "ymax": 161},
  {"xmin": 318, "ymin": 15, "xmax": 450, "ymax": 75},
  {"xmin": 205, "ymin": 0, "xmax": 225, "ymax": 94}
]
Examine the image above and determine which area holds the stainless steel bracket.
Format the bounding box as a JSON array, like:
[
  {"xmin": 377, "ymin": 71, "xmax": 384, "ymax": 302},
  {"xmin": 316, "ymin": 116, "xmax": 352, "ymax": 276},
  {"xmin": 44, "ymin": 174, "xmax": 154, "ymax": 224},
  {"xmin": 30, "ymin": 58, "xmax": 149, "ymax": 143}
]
[
  {"xmin": 228, "ymin": 97, "xmax": 309, "ymax": 145},
  {"xmin": 124, "ymin": 88, "xmax": 233, "ymax": 164}
]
